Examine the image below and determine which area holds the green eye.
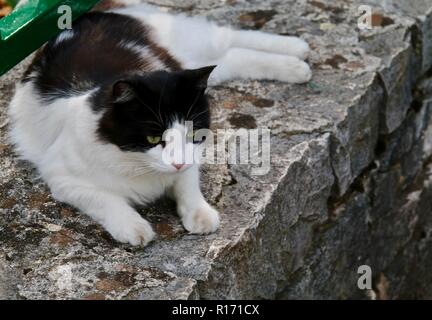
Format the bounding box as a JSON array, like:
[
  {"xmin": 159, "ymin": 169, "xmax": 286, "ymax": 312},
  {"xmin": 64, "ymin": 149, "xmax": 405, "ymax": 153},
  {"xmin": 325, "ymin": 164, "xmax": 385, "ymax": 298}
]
[{"xmin": 146, "ymin": 136, "xmax": 161, "ymax": 144}]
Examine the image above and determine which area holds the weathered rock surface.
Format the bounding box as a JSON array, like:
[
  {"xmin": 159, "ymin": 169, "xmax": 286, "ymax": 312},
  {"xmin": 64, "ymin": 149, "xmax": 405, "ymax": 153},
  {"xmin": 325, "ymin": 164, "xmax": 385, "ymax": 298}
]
[{"xmin": 1, "ymin": 0, "xmax": 432, "ymax": 299}]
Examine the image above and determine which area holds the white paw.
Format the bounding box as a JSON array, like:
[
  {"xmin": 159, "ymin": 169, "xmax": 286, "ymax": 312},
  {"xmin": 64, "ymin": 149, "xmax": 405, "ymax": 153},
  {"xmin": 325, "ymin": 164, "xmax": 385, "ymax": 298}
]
[
  {"xmin": 276, "ymin": 57, "xmax": 312, "ymax": 83},
  {"xmin": 273, "ymin": 36, "xmax": 310, "ymax": 60},
  {"xmin": 291, "ymin": 60, "xmax": 312, "ymax": 83},
  {"xmin": 181, "ymin": 205, "xmax": 220, "ymax": 234},
  {"xmin": 105, "ymin": 214, "xmax": 155, "ymax": 246},
  {"xmin": 287, "ymin": 38, "xmax": 310, "ymax": 60}
]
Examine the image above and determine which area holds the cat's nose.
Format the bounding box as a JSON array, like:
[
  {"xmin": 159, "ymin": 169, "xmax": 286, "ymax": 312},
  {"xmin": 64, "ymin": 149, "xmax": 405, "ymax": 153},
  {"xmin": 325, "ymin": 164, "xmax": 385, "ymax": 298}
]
[{"xmin": 172, "ymin": 163, "xmax": 184, "ymax": 170}]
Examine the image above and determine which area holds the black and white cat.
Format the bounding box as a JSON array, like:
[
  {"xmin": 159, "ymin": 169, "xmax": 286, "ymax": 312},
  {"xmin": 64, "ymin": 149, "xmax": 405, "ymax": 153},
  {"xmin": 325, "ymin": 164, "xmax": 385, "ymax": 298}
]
[{"xmin": 8, "ymin": 4, "xmax": 311, "ymax": 246}]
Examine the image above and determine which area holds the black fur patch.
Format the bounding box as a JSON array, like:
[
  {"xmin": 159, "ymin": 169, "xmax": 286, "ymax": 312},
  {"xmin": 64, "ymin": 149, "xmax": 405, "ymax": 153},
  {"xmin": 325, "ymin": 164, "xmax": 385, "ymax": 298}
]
[
  {"xmin": 23, "ymin": 12, "xmax": 181, "ymax": 101},
  {"xmin": 94, "ymin": 67, "xmax": 215, "ymax": 151}
]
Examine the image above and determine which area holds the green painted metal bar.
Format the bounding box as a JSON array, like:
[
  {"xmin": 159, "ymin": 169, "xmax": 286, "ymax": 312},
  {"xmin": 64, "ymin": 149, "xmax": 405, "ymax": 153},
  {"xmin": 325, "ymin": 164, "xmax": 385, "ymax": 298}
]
[
  {"xmin": 5, "ymin": 1, "xmax": 19, "ymax": 7},
  {"xmin": 0, "ymin": 0, "xmax": 101, "ymax": 77},
  {"xmin": 5, "ymin": 1, "xmax": 20, "ymax": 7}
]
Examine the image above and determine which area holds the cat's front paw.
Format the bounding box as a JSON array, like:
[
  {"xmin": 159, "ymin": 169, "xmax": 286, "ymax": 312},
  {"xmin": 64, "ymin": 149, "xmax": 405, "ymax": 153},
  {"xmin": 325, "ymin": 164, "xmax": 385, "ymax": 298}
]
[
  {"xmin": 105, "ymin": 214, "xmax": 156, "ymax": 246},
  {"xmin": 182, "ymin": 205, "xmax": 220, "ymax": 234}
]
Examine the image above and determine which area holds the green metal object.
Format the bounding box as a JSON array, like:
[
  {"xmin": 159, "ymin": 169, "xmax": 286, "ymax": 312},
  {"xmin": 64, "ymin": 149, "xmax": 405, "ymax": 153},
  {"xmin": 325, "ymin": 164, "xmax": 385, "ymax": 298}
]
[
  {"xmin": 0, "ymin": 0, "xmax": 101, "ymax": 76},
  {"xmin": 6, "ymin": 0, "xmax": 20, "ymax": 7}
]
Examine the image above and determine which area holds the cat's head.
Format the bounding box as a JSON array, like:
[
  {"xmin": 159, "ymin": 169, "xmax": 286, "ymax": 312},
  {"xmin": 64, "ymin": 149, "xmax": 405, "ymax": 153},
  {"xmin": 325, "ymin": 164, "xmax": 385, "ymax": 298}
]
[{"xmin": 93, "ymin": 66, "xmax": 216, "ymax": 175}]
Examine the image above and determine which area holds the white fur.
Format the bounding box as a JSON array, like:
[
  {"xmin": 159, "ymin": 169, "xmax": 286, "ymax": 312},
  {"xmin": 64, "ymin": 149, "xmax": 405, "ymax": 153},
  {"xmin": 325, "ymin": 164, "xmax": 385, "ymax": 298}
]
[
  {"xmin": 119, "ymin": 40, "xmax": 166, "ymax": 70},
  {"xmin": 55, "ymin": 30, "xmax": 75, "ymax": 45},
  {"xmin": 9, "ymin": 5, "xmax": 312, "ymax": 246},
  {"xmin": 113, "ymin": 4, "xmax": 312, "ymax": 84}
]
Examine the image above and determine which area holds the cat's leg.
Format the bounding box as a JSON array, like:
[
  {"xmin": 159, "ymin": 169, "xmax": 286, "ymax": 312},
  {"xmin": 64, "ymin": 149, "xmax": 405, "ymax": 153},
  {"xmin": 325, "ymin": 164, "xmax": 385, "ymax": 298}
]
[
  {"xmin": 172, "ymin": 165, "xmax": 220, "ymax": 234},
  {"xmin": 209, "ymin": 48, "xmax": 312, "ymax": 84},
  {"xmin": 231, "ymin": 30, "xmax": 310, "ymax": 60},
  {"xmin": 48, "ymin": 177, "xmax": 155, "ymax": 246},
  {"xmin": 118, "ymin": 7, "xmax": 311, "ymax": 83}
]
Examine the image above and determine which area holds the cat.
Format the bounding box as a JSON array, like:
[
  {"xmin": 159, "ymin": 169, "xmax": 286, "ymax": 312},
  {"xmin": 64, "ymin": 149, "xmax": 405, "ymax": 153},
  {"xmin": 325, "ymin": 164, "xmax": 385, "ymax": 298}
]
[{"xmin": 8, "ymin": 4, "xmax": 311, "ymax": 246}]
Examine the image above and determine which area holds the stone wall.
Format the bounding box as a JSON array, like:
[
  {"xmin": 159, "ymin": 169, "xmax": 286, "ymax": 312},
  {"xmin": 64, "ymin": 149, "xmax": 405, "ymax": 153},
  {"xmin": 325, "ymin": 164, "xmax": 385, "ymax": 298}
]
[{"xmin": 0, "ymin": 0, "xmax": 431, "ymax": 299}]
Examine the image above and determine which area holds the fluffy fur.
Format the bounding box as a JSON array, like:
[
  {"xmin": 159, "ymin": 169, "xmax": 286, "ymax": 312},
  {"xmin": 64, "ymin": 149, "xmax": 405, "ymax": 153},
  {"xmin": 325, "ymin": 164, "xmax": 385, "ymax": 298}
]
[{"xmin": 8, "ymin": 4, "xmax": 311, "ymax": 246}]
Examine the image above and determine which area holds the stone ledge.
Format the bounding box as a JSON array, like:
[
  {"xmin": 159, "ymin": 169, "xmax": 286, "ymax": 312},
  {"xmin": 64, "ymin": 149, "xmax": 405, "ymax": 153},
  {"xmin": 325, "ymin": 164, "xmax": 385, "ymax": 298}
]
[{"xmin": 1, "ymin": 0, "xmax": 432, "ymax": 299}]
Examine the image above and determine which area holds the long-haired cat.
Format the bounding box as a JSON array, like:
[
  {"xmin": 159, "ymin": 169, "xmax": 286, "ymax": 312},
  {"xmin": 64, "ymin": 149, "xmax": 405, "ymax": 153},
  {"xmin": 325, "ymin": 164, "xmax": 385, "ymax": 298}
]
[{"xmin": 8, "ymin": 4, "xmax": 311, "ymax": 246}]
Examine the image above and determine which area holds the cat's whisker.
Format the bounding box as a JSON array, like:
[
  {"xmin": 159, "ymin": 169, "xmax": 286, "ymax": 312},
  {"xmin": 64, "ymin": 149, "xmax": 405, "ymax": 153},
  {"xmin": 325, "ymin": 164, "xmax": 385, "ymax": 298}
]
[
  {"xmin": 134, "ymin": 95, "xmax": 164, "ymax": 126},
  {"xmin": 135, "ymin": 120, "xmax": 163, "ymax": 128},
  {"xmin": 190, "ymin": 109, "xmax": 208, "ymax": 121},
  {"xmin": 186, "ymin": 90, "xmax": 202, "ymax": 120},
  {"xmin": 158, "ymin": 79, "xmax": 168, "ymax": 126},
  {"xmin": 105, "ymin": 163, "xmax": 159, "ymax": 176}
]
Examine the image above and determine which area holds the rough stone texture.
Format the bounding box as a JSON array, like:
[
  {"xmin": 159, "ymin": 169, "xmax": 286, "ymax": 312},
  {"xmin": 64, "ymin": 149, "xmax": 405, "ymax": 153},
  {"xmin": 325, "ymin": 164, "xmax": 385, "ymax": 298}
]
[{"xmin": 1, "ymin": 0, "xmax": 432, "ymax": 299}]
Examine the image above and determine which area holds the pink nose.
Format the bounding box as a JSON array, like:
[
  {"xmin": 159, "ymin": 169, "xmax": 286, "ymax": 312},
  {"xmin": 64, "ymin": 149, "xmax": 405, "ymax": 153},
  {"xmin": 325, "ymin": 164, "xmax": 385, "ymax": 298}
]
[{"xmin": 172, "ymin": 163, "xmax": 184, "ymax": 170}]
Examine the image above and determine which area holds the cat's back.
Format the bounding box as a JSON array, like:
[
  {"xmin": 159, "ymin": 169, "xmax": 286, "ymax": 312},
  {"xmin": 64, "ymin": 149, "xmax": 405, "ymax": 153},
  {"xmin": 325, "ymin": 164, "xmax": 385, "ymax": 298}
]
[{"xmin": 23, "ymin": 11, "xmax": 178, "ymax": 101}]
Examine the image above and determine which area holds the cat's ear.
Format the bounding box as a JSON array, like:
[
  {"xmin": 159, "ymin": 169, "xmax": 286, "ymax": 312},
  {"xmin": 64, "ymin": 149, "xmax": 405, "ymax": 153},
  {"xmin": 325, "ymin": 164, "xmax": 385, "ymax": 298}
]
[
  {"xmin": 183, "ymin": 65, "xmax": 217, "ymax": 89},
  {"xmin": 112, "ymin": 80, "xmax": 135, "ymax": 103}
]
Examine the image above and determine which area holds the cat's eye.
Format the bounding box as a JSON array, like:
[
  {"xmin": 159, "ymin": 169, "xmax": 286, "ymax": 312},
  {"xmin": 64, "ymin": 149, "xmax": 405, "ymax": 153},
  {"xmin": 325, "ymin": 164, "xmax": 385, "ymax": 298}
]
[{"xmin": 146, "ymin": 136, "xmax": 161, "ymax": 144}]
